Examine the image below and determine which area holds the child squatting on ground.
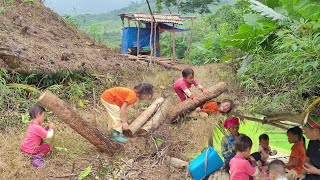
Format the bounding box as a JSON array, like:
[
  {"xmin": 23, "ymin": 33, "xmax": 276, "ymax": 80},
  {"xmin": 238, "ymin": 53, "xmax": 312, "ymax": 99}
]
[
  {"xmin": 221, "ymin": 117, "xmax": 244, "ymax": 172},
  {"xmin": 20, "ymin": 104, "xmax": 54, "ymax": 167},
  {"xmin": 285, "ymin": 126, "xmax": 306, "ymax": 180},
  {"xmin": 173, "ymin": 67, "xmax": 205, "ymax": 102},
  {"xmin": 269, "ymin": 160, "xmax": 288, "ymax": 180},
  {"xmin": 100, "ymin": 82, "xmax": 153, "ymax": 143},
  {"xmin": 229, "ymin": 134, "xmax": 260, "ymax": 179}
]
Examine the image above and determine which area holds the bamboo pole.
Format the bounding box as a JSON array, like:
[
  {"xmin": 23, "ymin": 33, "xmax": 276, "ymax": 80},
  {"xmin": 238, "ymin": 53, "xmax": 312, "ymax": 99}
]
[
  {"xmin": 38, "ymin": 91, "xmax": 122, "ymax": 155},
  {"xmin": 137, "ymin": 20, "xmax": 140, "ymax": 58},
  {"xmin": 149, "ymin": 21, "xmax": 154, "ymax": 65},
  {"xmin": 123, "ymin": 97, "xmax": 165, "ymax": 137},
  {"xmin": 137, "ymin": 99, "xmax": 171, "ymax": 137},
  {"xmin": 233, "ymin": 113, "xmax": 289, "ymax": 130}
]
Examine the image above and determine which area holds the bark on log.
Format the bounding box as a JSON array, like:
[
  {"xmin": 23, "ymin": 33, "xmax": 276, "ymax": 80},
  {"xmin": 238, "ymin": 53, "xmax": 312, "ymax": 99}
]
[
  {"xmin": 38, "ymin": 91, "xmax": 122, "ymax": 155},
  {"xmin": 137, "ymin": 99, "xmax": 171, "ymax": 137},
  {"xmin": 166, "ymin": 82, "xmax": 228, "ymax": 123},
  {"xmin": 165, "ymin": 156, "xmax": 188, "ymax": 169},
  {"xmin": 124, "ymin": 97, "xmax": 165, "ymax": 137}
]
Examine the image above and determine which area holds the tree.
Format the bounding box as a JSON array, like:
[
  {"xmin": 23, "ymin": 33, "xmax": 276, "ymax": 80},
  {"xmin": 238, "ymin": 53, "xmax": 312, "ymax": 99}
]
[{"xmin": 156, "ymin": 0, "xmax": 221, "ymax": 14}]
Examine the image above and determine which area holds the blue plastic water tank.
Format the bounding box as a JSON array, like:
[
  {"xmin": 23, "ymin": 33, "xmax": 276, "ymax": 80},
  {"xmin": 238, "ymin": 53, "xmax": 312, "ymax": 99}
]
[{"xmin": 188, "ymin": 146, "xmax": 224, "ymax": 180}]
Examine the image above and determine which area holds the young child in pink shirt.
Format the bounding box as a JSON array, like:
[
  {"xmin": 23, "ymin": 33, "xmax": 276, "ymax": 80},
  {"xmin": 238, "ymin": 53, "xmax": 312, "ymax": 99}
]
[
  {"xmin": 230, "ymin": 134, "xmax": 260, "ymax": 180},
  {"xmin": 20, "ymin": 104, "xmax": 54, "ymax": 167},
  {"xmin": 173, "ymin": 67, "xmax": 205, "ymax": 101}
]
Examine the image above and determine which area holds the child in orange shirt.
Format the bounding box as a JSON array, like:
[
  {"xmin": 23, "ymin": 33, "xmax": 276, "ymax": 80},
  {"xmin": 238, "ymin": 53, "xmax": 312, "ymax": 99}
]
[
  {"xmin": 100, "ymin": 83, "xmax": 153, "ymax": 143},
  {"xmin": 285, "ymin": 126, "xmax": 306, "ymax": 180},
  {"xmin": 196, "ymin": 99, "xmax": 234, "ymax": 114}
]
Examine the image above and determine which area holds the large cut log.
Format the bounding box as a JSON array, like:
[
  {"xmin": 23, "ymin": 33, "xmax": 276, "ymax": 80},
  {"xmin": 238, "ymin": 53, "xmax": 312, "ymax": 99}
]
[
  {"xmin": 137, "ymin": 99, "xmax": 171, "ymax": 137},
  {"xmin": 166, "ymin": 82, "xmax": 228, "ymax": 123},
  {"xmin": 38, "ymin": 91, "xmax": 122, "ymax": 155},
  {"xmin": 124, "ymin": 97, "xmax": 165, "ymax": 137}
]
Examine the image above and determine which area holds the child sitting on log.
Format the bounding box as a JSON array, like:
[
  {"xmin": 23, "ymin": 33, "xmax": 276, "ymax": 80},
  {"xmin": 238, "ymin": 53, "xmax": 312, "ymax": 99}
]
[
  {"xmin": 100, "ymin": 82, "xmax": 153, "ymax": 143},
  {"xmin": 285, "ymin": 126, "xmax": 306, "ymax": 180},
  {"xmin": 195, "ymin": 99, "xmax": 234, "ymax": 115},
  {"xmin": 20, "ymin": 104, "xmax": 54, "ymax": 167},
  {"xmin": 221, "ymin": 117, "xmax": 244, "ymax": 172},
  {"xmin": 173, "ymin": 67, "xmax": 205, "ymax": 101},
  {"xmin": 229, "ymin": 134, "xmax": 260, "ymax": 179}
]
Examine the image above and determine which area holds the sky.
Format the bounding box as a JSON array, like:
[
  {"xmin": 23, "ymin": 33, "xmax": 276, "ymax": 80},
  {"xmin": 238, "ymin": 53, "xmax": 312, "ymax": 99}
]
[{"xmin": 44, "ymin": 0, "xmax": 135, "ymax": 15}]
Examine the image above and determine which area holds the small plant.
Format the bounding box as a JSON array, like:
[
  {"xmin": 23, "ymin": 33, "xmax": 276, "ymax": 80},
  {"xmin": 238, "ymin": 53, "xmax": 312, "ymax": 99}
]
[
  {"xmin": 22, "ymin": 0, "xmax": 34, "ymax": 4},
  {"xmin": 0, "ymin": 7, "xmax": 5, "ymax": 14},
  {"xmin": 78, "ymin": 165, "xmax": 92, "ymax": 180},
  {"xmin": 21, "ymin": 112, "xmax": 30, "ymax": 124}
]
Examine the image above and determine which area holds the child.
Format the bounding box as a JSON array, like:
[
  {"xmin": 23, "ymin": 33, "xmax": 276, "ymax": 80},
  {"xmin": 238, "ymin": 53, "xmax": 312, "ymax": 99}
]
[
  {"xmin": 196, "ymin": 99, "xmax": 234, "ymax": 114},
  {"xmin": 285, "ymin": 126, "xmax": 306, "ymax": 180},
  {"xmin": 100, "ymin": 82, "xmax": 153, "ymax": 143},
  {"xmin": 257, "ymin": 134, "xmax": 277, "ymax": 166},
  {"xmin": 173, "ymin": 67, "xmax": 204, "ymax": 101},
  {"xmin": 221, "ymin": 117, "xmax": 244, "ymax": 172},
  {"xmin": 269, "ymin": 160, "xmax": 288, "ymax": 180},
  {"xmin": 20, "ymin": 104, "xmax": 54, "ymax": 167},
  {"xmin": 229, "ymin": 134, "xmax": 260, "ymax": 179}
]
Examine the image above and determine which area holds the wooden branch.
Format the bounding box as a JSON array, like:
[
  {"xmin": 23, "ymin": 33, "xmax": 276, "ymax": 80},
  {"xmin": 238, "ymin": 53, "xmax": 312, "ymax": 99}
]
[
  {"xmin": 166, "ymin": 82, "xmax": 228, "ymax": 123},
  {"xmin": 38, "ymin": 91, "xmax": 122, "ymax": 155},
  {"xmin": 137, "ymin": 99, "xmax": 171, "ymax": 137},
  {"xmin": 124, "ymin": 97, "xmax": 165, "ymax": 137},
  {"xmin": 233, "ymin": 113, "xmax": 289, "ymax": 130},
  {"xmin": 165, "ymin": 156, "xmax": 188, "ymax": 169}
]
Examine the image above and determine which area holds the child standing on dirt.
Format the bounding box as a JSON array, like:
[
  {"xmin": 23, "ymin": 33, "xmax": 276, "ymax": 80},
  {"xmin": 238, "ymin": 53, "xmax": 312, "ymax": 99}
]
[
  {"xmin": 230, "ymin": 134, "xmax": 260, "ymax": 179},
  {"xmin": 196, "ymin": 99, "xmax": 234, "ymax": 114},
  {"xmin": 173, "ymin": 67, "xmax": 205, "ymax": 101},
  {"xmin": 285, "ymin": 126, "xmax": 306, "ymax": 180},
  {"xmin": 100, "ymin": 83, "xmax": 153, "ymax": 143},
  {"xmin": 221, "ymin": 117, "xmax": 244, "ymax": 172},
  {"xmin": 20, "ymin": 104, "xmax": 54, "ymax": 167}
]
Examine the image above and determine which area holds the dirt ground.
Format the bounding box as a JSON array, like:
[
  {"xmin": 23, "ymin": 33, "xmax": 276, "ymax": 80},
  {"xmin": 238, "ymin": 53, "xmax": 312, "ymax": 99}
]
[
  {"xmin": 0, "ymin": 64, "xmax": 241, "ymax": 179},
  {"xmin": 0, "ymin": 1, "xmax": 134, "ymax": 73}
]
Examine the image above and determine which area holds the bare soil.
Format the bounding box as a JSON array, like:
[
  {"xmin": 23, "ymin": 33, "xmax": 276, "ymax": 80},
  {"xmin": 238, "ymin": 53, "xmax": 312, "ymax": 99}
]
[{"xmin": 0, "ymin": 1, "xmax": 142, "ymax": 73}]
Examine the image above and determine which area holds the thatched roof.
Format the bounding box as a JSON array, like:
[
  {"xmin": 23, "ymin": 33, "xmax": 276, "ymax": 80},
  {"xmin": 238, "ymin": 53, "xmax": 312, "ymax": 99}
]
[{"xmin": 119, "ymin": 13, "xmax": 185, "ymax": 25}]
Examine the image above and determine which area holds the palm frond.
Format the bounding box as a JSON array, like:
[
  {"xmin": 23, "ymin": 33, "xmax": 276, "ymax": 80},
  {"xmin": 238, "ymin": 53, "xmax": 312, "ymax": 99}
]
[
  {"xmin": 249, "ymin": 0, "xmax": 288, "ymax": 21},
  {"xmin": 7, "ymin": 83, "xmax": 40, "ymax": 92}
]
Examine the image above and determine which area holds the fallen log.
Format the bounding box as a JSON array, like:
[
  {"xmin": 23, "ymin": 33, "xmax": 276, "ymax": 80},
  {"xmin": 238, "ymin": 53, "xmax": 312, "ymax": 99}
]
[
  {"xmin": 124, "ymin": 97, "xmax": 165, "ymax": 137},
  {"xmin": 137, "ymin": 99, "xmax": 171, "ymax": 137},
  {"xmin": 166, "ymin": 82, "xmax": 228, "ymax": 123},
  {"xmin": 165, "ymin": 156, "xmax": 188, "ymax": 169},
  {"xmin": 38, "ymin": 91, "xmax": 122, "ymax": 155}
]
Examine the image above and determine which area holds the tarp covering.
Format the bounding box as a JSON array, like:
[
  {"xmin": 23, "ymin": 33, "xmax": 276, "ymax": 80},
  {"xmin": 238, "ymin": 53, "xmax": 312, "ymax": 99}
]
[
  {"xmin": 158, "ymin": 23, "xmax": 190, "ymax": 32},
  {"xmin": 121, "ymin": 27, "xmax": 159, "ymax": 56}
]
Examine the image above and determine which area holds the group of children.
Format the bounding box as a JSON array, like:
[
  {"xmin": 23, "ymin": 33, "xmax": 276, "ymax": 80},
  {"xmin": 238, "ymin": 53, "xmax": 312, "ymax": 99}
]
[
  {"xmin": 222, "ymin": 117, "xmax": 306, "ymax": 180},
  {"xmin": 19, "ymin": 66, "xmax": 317, "ymax": 180}
]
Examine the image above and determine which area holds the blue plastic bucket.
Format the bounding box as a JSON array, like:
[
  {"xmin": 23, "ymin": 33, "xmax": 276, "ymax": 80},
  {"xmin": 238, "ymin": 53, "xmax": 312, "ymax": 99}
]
[{"xmin": 188, "ymin": 146, "xmax": 224, "ymax": 180}]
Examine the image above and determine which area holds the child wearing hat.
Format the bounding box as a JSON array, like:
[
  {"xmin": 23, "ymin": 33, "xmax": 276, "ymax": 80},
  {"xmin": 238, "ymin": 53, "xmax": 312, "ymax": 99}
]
[{"xmin": 221, "ymin": 117, "xmax": 244, "ymax": 172}]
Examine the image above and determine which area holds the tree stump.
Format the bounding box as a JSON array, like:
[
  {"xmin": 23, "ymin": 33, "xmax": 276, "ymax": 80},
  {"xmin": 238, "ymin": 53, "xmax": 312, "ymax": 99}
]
[
  {"xmin": 166, "ymin": 82, "xmax": 228, "ymax": 123},
  {"xmin": 124, "ymin": 97, "xmax": 165, "ymax": 137},
  {"xmin": 38, "ymin": 91, "xmax": 122, "ymax": 155}
]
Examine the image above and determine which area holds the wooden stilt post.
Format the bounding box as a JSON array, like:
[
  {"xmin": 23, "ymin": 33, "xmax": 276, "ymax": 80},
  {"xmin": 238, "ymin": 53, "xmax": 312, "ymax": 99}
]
[
  {"xmin": 187, "ymin": 17, "xmax": 194, "ymax": 64},
  {"xmin": 38, "ymin": 91, "xmax": 122, "ymax": 155},
  {"xmin": 172, "ymin": 23, "xmax": 176, "ymax": 62},
  {"xmin": 137, "ymin": 20, "xmax": 140, "ymax": 58}
]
